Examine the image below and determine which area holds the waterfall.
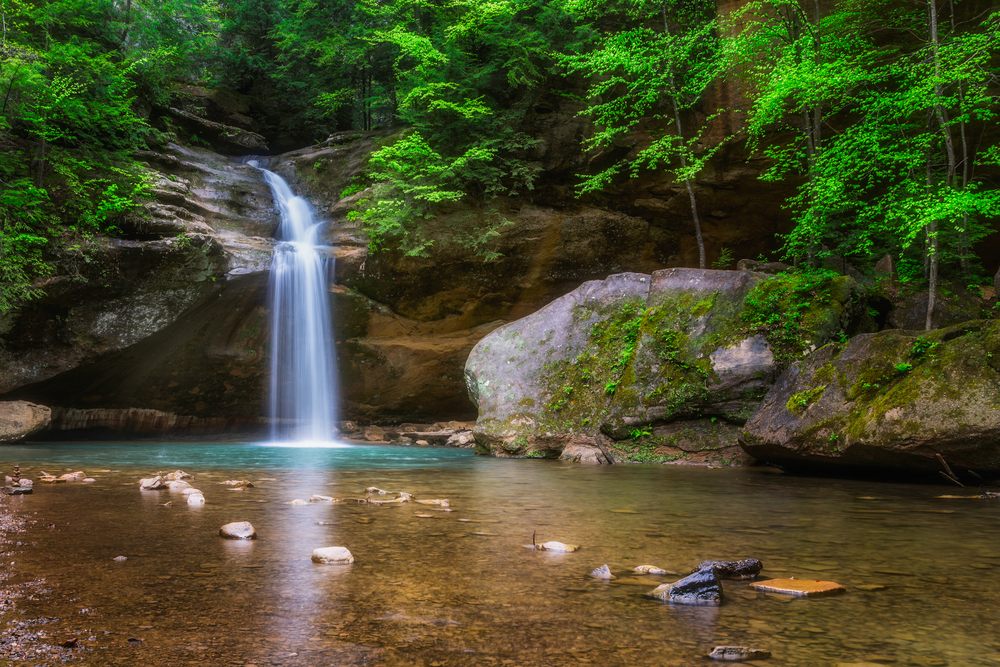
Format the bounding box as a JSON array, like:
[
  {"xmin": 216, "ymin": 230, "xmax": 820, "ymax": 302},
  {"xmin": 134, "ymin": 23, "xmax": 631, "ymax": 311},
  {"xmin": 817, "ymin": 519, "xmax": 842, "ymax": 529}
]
[{"xmin": 250, "ymin": 161, "xmax": 338, "ymax": 442}]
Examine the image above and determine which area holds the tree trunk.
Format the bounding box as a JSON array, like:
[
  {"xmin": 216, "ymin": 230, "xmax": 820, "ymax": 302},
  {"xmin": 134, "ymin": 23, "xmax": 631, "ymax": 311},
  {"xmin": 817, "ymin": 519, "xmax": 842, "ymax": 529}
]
[{"xmin": 662, "ymin": 6, "xmax": 705, "ymax": 269}]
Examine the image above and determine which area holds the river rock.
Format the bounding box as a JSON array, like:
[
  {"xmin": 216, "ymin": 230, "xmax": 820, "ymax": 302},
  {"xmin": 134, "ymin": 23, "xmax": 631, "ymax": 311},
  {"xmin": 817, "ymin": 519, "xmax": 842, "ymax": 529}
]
[
  {"xmin": 5, "ymin": 478, "xmax": 32, "ymax": 487},
  {"xmin": 634, "ymin": 565, "xmax": 670, "ymax": 575},
  {"xmin": 741, "ymin": 321, "xmax": 1000, "ymax": 473},
  {"xmin": 139, "ymin": 476, "xmax": 167, "ymax": 490},
  {"xmin": 162, "ymin": 470, "xmax": 194, "ymax": 481},
  {"xmin": 58, "ymin": 471, "xmax": 86, "ymax": 481},
  {"xmin": 222, "ymin": 480, "xmax": 254, "ymax": 488},
  {"xmin": 590, "ymin": 564, "xmax": 616, "ymax": 580},
  {"xmin": 364, "ymin": 426, "xmax": 387, "ymax": 442},
  {"xmin": 166, "ymin": 480, "xmax": 192, "ymax": 491},
  {"xmin": 310, "ymin": 495, "xmax": 337, "ymax": 502},
  {"xmin": 0, "ymin": 401, "xmax": 51, "ymax": 443},
  {"xmin": 445, "ymin": 431, "xmax": 475, "ymax": 448},
  {"xmin": 649, "ymin": 567, "xmax": 724, "ymax": 605},
  {"xmin": 1, "ymin": 486, "xmax": 31, "ymax": 495},
  {"xmin": 694, "ymin": 558, "xmax": 763, "ymax": 579},
  {"xmin": 186, "ymin": 493, "xmax": 206, "ymax": 505},
  {"xmin": 466, "ymin": 268, "xmax": 869, "ymax": 461},
  {"xmin": 219, "ymin": 521, "xmax": 257, "ymax": 539},
  {"xmin": 311, "ymin": 547, "xmax": 355, "ymax": 564},
  {"xmin": 709, "ymin": 646, "xmax": 772, "ymax": 661},
  {"xmin": 537, "ymin": 541, "xmax": 578, "ymax": 553},
  {"xmin": 180, "ymin": 487, "xmax": 203, "ymax": 496},
  {"xmin": 559, "ymin": 439, "xmax": 612, "ymax": 464},
  {"xmin": 749, "ymin": 578, "xmax": 845, "ymax": 596}
]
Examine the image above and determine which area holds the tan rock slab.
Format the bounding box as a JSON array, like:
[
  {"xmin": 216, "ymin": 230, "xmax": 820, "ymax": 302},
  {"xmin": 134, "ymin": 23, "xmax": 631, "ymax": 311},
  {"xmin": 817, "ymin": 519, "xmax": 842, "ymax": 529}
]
[{"xmin": 749, "ymin": 578, "xmax": 845, "ymax": 596}]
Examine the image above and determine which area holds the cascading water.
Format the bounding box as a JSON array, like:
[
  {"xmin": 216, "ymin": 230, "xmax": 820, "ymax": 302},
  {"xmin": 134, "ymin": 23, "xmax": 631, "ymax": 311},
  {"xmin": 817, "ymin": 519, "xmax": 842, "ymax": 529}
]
[{"xmin": 248, "ymin": 160, "xmax": 338, "ymax": 442}]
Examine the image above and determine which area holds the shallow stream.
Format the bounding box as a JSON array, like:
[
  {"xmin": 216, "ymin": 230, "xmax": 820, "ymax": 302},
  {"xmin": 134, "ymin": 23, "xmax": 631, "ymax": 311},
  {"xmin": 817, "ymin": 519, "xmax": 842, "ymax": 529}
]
[{"xmin": 0, "ymin": 442, "xmax": 998, "ymax": 666}]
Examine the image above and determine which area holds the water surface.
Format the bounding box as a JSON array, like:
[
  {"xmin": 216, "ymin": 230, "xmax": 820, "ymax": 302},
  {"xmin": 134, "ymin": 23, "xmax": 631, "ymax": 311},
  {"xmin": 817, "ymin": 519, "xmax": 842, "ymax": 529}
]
[{"xmin": 2, "ymin": 442, "xmax": 998, "ymax": 666}]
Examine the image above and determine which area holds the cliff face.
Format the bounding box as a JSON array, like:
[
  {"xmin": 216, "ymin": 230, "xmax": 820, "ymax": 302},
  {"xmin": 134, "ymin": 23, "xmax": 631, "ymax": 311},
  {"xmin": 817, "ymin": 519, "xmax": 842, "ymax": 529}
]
[{"xmin": 0, "ymin": 94, "xmax": 803, "ymax": 437}]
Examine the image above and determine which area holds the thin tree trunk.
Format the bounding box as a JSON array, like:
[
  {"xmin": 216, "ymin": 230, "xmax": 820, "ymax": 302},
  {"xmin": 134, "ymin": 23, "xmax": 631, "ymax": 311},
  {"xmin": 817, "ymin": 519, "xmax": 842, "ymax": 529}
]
[
  {"xmin": 926, "ymin": 0, "xmax": 951, "ymax": 330},
  {"xmin": 662, "ymin": 5, "xmax": 705, "ymax": 269}
]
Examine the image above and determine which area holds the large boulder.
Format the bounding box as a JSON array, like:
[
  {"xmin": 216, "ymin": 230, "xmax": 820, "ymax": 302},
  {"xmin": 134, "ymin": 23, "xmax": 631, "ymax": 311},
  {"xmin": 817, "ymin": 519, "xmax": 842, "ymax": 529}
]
[
  {"xmin": 740, "ymin": 320, "xmax": 1000, "ymax": 473},
  {"xmin": 886, "ymin": 285, "xmax": 983, "ymax": 331},
  {"xmin": 0, "ymin": 401, "xmax": 51, "ymax": 443},
  {"xmin": 466, "ymin": 268, "xmax": 871, "ymax": 462}
]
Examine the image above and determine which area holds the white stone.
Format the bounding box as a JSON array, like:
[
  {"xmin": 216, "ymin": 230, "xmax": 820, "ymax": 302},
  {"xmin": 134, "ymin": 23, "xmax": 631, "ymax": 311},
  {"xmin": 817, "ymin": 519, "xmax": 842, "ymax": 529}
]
[
  {"xmin": 219, "ymin": 521, "xmax": 256, "ymax": 539},
  {"xmin": 166, "ymin": 480, "xmax": 192, "ymax": 491},
  {"xmin": 539, "ymin": 541, "xmax": 578, "ymax": 552},
  {"xmin": 180, "ymin": 487, "xmax": 203, "ymax": 496},
  {"xmin": 187, "ymin": 493, "xmax": 206, "ymax": 505},
  {"xmin": 139, "ymin": 476, "xmax": 166, "ymax": 490},
  {"xmin": 311, "ymin": 547, "xmax": 355, "ymax": 564}
]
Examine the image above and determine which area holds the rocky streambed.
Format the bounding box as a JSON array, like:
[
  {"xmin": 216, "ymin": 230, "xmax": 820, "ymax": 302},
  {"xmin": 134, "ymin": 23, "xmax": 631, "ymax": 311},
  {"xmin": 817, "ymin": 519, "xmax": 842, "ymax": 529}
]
[{"xmin": 0, "ymin": 442, "xmax": 999, "ymax": 666}]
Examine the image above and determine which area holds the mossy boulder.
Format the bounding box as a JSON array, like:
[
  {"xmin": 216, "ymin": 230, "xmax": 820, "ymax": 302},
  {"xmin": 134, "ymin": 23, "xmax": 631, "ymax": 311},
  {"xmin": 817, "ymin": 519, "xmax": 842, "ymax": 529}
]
[
  {"xmin": 466, "ymin": 267, "xmax": 870, "ymax": 462},
  {"xmin": 740, "ymin": 320, "xmax": 1000, "ymax": 473}
]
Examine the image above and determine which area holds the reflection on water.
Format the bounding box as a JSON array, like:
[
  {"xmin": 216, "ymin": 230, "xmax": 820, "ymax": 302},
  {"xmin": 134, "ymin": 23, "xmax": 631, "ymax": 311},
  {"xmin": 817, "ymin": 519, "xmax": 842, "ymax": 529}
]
[{"xmin": 2, "ymin": 442, "xmax": 999, "ymax": 666}]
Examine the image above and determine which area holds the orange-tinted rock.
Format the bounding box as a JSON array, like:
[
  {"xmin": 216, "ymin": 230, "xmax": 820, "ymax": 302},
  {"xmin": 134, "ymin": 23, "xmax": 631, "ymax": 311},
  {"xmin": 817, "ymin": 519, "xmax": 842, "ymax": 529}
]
[{"xmin": 749, "ymin": 578, "xmax": 845, "ymax": 596}]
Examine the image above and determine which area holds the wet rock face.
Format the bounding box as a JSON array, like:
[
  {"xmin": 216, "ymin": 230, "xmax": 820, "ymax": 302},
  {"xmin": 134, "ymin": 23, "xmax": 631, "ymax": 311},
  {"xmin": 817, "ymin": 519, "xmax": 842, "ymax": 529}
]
[
  {"xmin": 466, "ymin": 268, "xmax": 868, "ymax": 462},
  {"xmin": 0, "ymin": 144, "xmax": 275, "ymax": 399},
  {"xmin": 740, "ymin": 320, "xmax": 1000, "ymax": 473},
  {"xmin": 649, "ymin": 568, "xmax": 724, "ymax": 605},
  {"xmin": 0, "ymin": 402, "xmax": 51, "ymax": 443}
]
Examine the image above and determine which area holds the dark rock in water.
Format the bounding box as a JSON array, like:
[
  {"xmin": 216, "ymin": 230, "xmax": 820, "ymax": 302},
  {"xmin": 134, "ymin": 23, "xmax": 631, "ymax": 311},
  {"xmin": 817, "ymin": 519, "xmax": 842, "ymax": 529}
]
[
  {"xmin": 694, "ymin": 558, "xmax": 763, "ymax": 579},
  {"xmin": 1, "ymin": 486, "xmax": 31, "ymax": 495},
  {"xmin": 741, "ymin": 321, "xmax": 1000, "ymax": 473},
  {"xmin": 649, "ymin": 568, "xmax": 723, "ymax": 605},
  {"xmin": 709, "ymin": 646, "xmax": 771, "ymax": 661},
  {"xmin": 219, "ymin": 521, "xmax": 257, "ymax": 540}
]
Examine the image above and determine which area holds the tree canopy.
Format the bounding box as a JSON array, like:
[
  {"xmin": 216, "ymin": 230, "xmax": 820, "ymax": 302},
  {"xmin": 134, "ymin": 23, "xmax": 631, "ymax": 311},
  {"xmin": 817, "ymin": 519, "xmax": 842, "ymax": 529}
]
[{"xmin": 1, "ymin": 0, "xmax": 998, "ymax": 325}]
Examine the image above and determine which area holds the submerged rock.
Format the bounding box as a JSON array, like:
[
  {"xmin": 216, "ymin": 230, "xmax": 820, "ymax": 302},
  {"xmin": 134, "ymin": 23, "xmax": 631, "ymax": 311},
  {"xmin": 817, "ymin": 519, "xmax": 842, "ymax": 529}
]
[
  {"xmin": 310, "ymin": 495, "xmax": 337, "ymax": 503},
  {"xmin": 634, "ymin": 564, "xmax": 671, "ymax": 575},
  {"xmin": 414, "ymin": 498, "xmax": 450, "ymax": 507},
  {"xmin": 694, "ymin": 558, "xmax": 763, "ymax": 579},
  {"xmin": 708, "ymin": 646, "xmax": 772, "ymax": 661},
  {"xmin": 1, "ymin": 486, "xmax": 31, "ymax": 495},
  {"xmin": 649, "ymin": 568, "xmax": 724, "ymax": 605},
  {"xmin": 222, "ymin": 480, "xmax": 254, "ymax": 488},
  {"xmin": 590, "ymin": 564, "xmax": 616, "ymax": 580},
  {"xmin": 186, "ymin": 493, "xmax": 206, "ymax": 505},
  {"xmin": 741, "ymin": 321, "xmax": 1000, "ymax": 473},
  {"xmin": 162, "ymin": 470, "xmax": 194, "ymax": 481},
  {"xmin": 219, "ymin": 521, "xmax": 257, "ymax": 539},
  {"xmin": 166, "ymin": 480, "xmax": 192, "ymax": 492},
  {"xmin": 59, "ymin": 471, "xmax": 86, "ymax": 481},
  {"xmin": 312, "ymin": 547, "xmax": 355, "ymax": 564},
  {"xmin": 0, "ymin": 401, "xmax": 51, "ymax": 443},
  {"xmin": 535, "ymin": 541, "xmax": 578, "ymax": 553}
]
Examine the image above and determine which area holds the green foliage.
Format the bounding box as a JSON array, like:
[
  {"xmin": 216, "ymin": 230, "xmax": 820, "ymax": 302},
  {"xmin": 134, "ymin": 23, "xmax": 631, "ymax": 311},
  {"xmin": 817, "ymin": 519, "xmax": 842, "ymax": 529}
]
[
  {"xmin": 712, "ymin": 248, "xmax": 735, "ymax": 270},
  {"xmin": 742, "ymin": 268, "xmax": 841, "ymax": 364},
  {"xmin": 786, "ymin": 386, "xmax": 826, "ymax": 416}
]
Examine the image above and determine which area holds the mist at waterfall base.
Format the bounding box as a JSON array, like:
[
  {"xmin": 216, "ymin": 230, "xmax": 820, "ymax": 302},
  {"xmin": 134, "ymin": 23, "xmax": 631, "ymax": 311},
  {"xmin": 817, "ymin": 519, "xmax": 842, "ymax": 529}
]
[{"xmin": 250, "ymin": 160, "xmax": 344, "ymax": 446}]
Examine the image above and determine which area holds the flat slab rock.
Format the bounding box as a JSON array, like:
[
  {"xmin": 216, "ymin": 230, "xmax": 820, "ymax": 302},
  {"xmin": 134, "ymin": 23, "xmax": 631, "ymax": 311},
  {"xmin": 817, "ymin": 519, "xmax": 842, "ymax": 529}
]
[
  {"xmin": 709, "ymin": 646, "xmax": 772, "ymax": 661},
  {"xmin": 749, "ymin": 578, "xmax": 845, "ymax": 596}
]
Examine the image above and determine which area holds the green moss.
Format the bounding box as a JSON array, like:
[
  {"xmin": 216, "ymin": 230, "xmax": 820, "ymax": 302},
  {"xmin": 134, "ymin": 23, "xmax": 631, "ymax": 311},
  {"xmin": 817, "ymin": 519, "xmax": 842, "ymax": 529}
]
[{"xmin": 786, "ymin": 385, "xmax": 826, "ymax": 415}]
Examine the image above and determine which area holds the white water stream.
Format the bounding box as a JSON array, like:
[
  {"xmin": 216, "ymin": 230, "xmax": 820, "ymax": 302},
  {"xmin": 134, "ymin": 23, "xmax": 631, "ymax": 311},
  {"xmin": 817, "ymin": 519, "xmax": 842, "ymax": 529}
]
[{"xmin": 250, "ymin": 161, "xmax": 339, "ymax": 442}]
